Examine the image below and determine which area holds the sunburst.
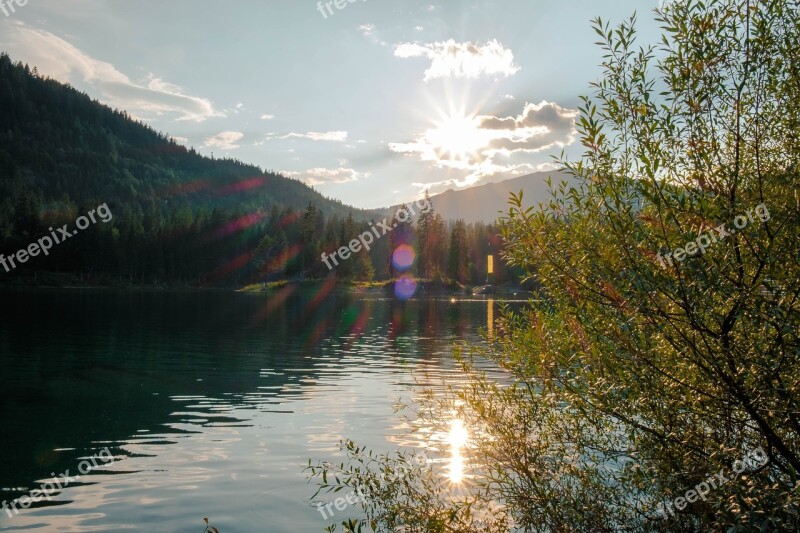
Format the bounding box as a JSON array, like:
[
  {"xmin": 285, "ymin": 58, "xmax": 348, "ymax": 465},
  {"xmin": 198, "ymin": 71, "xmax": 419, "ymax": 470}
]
[{"xmin": 427, "ymin": 113, "xmax": 487, "ymax": 163}]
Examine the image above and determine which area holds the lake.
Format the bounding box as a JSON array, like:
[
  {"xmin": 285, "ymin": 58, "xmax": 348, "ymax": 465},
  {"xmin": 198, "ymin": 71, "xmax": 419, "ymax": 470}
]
[{"xmin": 0, "ymin": 287, "xmax": 509, "ymax": 532}]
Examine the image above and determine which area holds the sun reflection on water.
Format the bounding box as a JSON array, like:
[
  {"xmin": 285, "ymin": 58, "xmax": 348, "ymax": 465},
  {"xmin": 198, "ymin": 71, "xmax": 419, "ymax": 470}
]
[{"xmin": 447, "ymin": 419, "xmax": 469, "ymax": 483}]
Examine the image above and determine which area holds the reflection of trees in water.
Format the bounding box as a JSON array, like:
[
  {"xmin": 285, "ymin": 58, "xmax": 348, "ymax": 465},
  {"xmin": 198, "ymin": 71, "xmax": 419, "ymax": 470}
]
[{"xmin": 0, "ymin": 289, "xmax": 498, "ymax": 506}]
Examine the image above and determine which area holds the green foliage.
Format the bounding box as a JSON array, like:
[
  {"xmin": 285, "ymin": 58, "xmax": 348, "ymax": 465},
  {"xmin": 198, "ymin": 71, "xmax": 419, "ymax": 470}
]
[
  {"xmin": 416, "ymin": 193, "xmax": 448, "ymax": 279},
  {"xmin": 448, "ymin": 220, "xmax": 470, "ymax": 284},
  {"xmin": 306, "ymin": 439, "xmax": 511, "ymax": 532}
]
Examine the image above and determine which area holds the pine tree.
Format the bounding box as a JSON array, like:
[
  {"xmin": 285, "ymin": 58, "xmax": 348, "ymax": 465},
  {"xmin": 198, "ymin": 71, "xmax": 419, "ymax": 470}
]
[
  {"xmin": 448, "ymin": 219, "xmax": 469, "ymax": 284},
  {"xmin": 415, "ymin": 192, "xmax": 437, "ymax": 278},
  {"xmin": 389, "ymin": 204, "xmax": 415, "ymax": 277}
]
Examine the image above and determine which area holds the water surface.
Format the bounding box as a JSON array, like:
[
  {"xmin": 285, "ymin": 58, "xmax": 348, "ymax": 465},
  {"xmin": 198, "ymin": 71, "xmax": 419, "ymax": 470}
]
[{"xmin": 0, "ymin": 287, "xmax": 506, "ymax": 532}]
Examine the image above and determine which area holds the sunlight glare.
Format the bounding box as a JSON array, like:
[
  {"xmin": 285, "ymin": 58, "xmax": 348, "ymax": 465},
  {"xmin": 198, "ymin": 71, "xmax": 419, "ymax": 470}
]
[
  {"xmin": 428, "ymin": 114, "xmax": 485, "ymax": 161},
  {"xmin": 447, "ymin": 419, "xmax": 469, "ymax": 483}
]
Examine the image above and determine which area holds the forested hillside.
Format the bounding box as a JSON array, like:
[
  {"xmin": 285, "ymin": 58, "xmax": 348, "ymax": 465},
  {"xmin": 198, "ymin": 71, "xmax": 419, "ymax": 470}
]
[{"xmin": 0, "ymin": 53, "xmax": 515, "ymax": 287}]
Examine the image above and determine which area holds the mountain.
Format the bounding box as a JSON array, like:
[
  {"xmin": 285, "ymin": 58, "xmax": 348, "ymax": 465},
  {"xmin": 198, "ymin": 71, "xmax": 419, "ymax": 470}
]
[
  {"xmin": 390, "ymin": 171, "xmax": 577, "ymax": 224},
  {"xmin": 0, "ymin": 53, "xmax": 376, "ymax": 222}
]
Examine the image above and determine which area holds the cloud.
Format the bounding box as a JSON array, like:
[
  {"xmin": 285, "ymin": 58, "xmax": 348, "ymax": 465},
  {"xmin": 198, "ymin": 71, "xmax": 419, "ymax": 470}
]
[
  {"xmin": 394, "ymin": 39, "xmax": 520, "ymax": 82},
  {"xmin": 260, "ymin": 114, "xmax": 275, "ymax": 120},
  {"xmin": 224, "ymin": 102, "xmax": 246, "ymax": 114},
  {"xmin": 171, "ymin": 136, "xmax": 189, "ymax": 145},
  {"xmin": 262, "ymin": 131, "xmax": 348, "ymax": 142},
  {"xmin": 389, "ymin": 100, "xmax": 576, "ymax": 188},
  {"xmin": 479, "ymin": 101, "xmax": 574, "ymax": 132},
  {"xmin": 479, "ymin": 101, "xmax": 576, "ymax": 153},
  {"xmin": 359, "ymin": 24, "xmax": 387, "ymax": 46},
  {"xmin": 0, "ymin": 22, "xmax": 223, "ymax": 122},
  {"xmin": 204, "ymin": 131, "xmax": 244, "ymax": 150},
  {"xmin": 282, "ymin": 167, "xmax": 360, "ymax": 186},
  {"xmin": 415, "ymin": 161, "xmax": 561, "ymax": 195},
  {"xmin": 412, "ymin": 162, "xmax": 540, "ymax": 194},
  {"xmin": 359, "ymin": 23, "xmax": 376, "ymax": 35}
]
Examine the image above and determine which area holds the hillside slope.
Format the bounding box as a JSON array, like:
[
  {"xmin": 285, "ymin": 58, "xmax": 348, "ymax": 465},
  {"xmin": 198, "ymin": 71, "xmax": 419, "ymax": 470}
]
[
  {"xmin": 0, "ymin": 53, "xmax": 372, "ymax": 222},
  {"xmin": 424, "ymin": 171, "xmax": 576, "ymax": 224},
  {"xmin": 382, "ymin": 171, "xmax": 578, "ymax": 224}
]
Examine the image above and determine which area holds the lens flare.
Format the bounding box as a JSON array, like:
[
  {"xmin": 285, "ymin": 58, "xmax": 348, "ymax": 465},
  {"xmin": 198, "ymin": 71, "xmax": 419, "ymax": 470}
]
[
  {"xmin": 394, "ymin": 274, "xmax": 417, "ymax": 300},
  {"xmin": 392, "ymin": 244, "xmax": 416, "ymax": 272}
]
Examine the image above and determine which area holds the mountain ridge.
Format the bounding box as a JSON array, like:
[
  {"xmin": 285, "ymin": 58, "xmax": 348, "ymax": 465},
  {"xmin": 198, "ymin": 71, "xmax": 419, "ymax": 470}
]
[{"xmin": 385, "ymin": 171, "xmax": 575, "ymax": 224}]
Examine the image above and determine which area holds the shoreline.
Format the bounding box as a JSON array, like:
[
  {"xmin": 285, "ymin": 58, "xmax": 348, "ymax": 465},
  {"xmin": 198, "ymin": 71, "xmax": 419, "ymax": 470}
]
[{"xmin": 0, "ymin": 275, "xmax": 524, "ymax": 296}]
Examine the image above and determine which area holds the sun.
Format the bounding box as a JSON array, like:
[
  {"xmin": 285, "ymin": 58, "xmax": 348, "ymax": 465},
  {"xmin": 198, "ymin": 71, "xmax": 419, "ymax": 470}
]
[{"xmin": 427, "ymin": 113, "xmax": 486, "ymax": 162}]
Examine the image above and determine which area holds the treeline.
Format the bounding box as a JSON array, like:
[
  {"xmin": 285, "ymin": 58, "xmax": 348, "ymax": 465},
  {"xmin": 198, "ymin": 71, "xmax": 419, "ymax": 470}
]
[
  {"xmin": 2, "ymin": 189, "xmax": 513, "ymax": 286},
  {"xmin": 252, "ymin": 197, "xmax": 515, "ymax": 285}
]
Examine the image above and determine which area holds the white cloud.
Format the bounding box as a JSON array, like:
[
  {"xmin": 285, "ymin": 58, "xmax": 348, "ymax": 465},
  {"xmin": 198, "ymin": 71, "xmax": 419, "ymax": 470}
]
[
  {"xmin": 478, "ymin": 100, "xmax": 577, "ymax": 153},
  {"xmin": 204, "ymin": 131, "xmax": 244, "ymax": 150},
  {"xmin": 171, "ymin": 136, "xmax": 189, "ymax": 145},
  {"xmin": 290, "ymin": 131, "xmax": 347, "ymax": 141},
  {"xmin": 282, "ymin": 167, "xmax": 360, "ymax": 186},
  {"xmin": 260, "ymin": 114, "xmax": 275, "ymax": 120},
  {"xmin": 0, "ymin": 22, "xmax": 223, "ymax": 122},
  {"xmin": 394, "ymin": 39, "xmax": 520, "ymax": 82},
  {"xmin": 359, "ymin": 23, "xmax": 387, "ymax": 46},
  {"xmin": 412, "ymin": 162, "xmax": 539, "ymax": 194},
  {"xmin": 262, "ymin": 131, "xmax": 348, "ymax": 142}
]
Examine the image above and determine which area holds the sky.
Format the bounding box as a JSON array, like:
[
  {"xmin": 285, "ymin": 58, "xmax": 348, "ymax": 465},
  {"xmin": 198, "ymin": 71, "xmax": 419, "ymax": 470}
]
[{"xmin": 0, "ymin": 0, "xmax": 665, "ymax": 209}]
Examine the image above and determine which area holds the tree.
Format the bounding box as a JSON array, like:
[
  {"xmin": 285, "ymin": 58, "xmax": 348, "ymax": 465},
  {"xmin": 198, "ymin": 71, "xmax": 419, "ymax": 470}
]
[
  {"xmin": 254, "ymin": 230, "xmax": 288, "ymax": 280},
  {"xmin": 415, "ymin": 193, "xmax": 449, "ymax": 280},
  {"xmin": 430, "ymin": 213, "xmax": 447, "ymax": 281},
  {"xmin": 307, "ymin": 1, "xmax": 800, "ymax": 530},
  {"xmin": 448, "ymin": 220, "xmax": 469, "ymax": 284},
  {"xmin": 389, "ymin": 204, "xmax": 415, "ymax": 277},
  {"xmin": 300, "ymin": 202, "xmax": 325, "ymax": 276},
  {"xmin": 11, "ymin": 188, "xmax": 41, "ymax": 242},
  {"xmin": 353, "ymin": 243, "xmax": 375, "ymax": 282},
  {"xmin": 416, "ymin": 192, "xmax": 435, "ymax": 278}
]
